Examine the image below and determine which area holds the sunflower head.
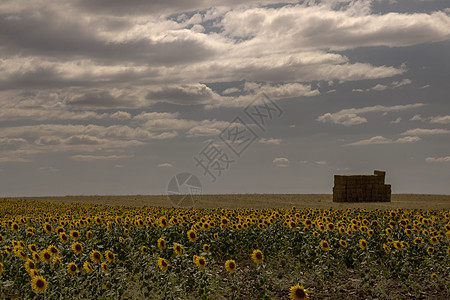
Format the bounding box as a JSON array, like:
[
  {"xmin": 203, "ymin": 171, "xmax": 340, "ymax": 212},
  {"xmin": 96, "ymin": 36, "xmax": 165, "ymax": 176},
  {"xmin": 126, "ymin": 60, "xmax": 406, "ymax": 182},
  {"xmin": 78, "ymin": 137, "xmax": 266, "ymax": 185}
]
[
  {"xmin": 187, "ymin": 230, "xmax": 197, "ymax": 242},
  {"xmin": 225, "ymin": 260, "xmax": 236, "ymax": 274},
  {"xmin": 90, "ymin": 250, "xmax": 102, "ymax": 263},
  {"xmin": 359, "ymin": 239, "xmax": 368, "ymax": 250},
  {"xmin": 31, "ymin": 275, "xmax": 47, "ymax": 294},
  {"xmin": 158, "ymin": 258, "xmax": 168, "ymax": 271},
  {"xmin": 67, "ymin": 262, "xmax": 77, "ymax": 275},
  {"xmin": 289, "ymin": 284, "xmax": 309, "ymax": 300},
  {"xmin": 251, "ymin": 249, "xmax": 264, "ymax": 264},
  {"xmin": 157, "ymin": 238, "xmax": 166, "ymax": 250},
  {"xmin": 319, "ymin": 240, "xmax": 330, "ymax": 251}
]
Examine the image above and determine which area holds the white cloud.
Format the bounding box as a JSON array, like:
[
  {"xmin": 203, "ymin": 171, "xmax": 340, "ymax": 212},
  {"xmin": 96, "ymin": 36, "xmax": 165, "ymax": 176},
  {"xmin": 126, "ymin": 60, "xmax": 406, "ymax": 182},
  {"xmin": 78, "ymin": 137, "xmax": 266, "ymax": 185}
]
[
  {"xmin": 158, "ymin": 163, "xmax": 174, "ymax": 168},
  {"xmin": 221, "ymin": 87, "xmax": 240, "ymax": 95},
  {"xmin": 426, "ymin": 156, "xmax": 450, "ymax": 163},
  {"xmin": 318, "ymin": 103, "xmax": 424, "ymax": 126},
  {"xmin": 391, "ymin": 78, "xmax": 412, "ymax": 88},
  {"xmin": 314, "ymin": 161, "xmax": 327, "ymax": 165},
  {"xmin": 273, "ymin": 157, "xmax": 289, "ymax": 167},
  {"xmin": 430, "ymin": 115, "xmax": 450, "ymax": 124},
  {"xmin": 391, "ymin": 117, "xmax": 402, "ymax": 124},
  {"xmin": 401, "ymin": 128, "xmax": 450, "ymax": 135},
  {"xmin": 345, "ymin": 135, "xmax": 421, "ymax": 146},
  {"xmin": 259, "ymin": 138, "xmax": 281, "ymax": 145},
  {"xmin": 410, "ymin": 114, "xmax": 425, "ymax": 121},
  {"xmin": 369, "ymin": 84, "xmax": 388, "ymax": 91}
]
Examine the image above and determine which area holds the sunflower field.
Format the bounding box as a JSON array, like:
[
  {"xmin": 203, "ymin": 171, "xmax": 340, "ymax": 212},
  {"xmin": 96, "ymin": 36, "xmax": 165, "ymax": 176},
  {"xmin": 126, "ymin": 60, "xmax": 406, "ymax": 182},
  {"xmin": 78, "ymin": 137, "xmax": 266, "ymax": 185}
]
[{"xmin": 0, "ymin": 198, "xmax": 449, "ymax": 299}]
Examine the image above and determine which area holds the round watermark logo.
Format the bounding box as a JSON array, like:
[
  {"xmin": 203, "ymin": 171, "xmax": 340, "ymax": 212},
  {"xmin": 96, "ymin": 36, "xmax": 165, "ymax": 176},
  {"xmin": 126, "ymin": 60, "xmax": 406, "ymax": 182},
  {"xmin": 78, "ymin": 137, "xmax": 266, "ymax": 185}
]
[{"xmin": 166, "ymin": 172, "xmax": 202, "ymax": 207}]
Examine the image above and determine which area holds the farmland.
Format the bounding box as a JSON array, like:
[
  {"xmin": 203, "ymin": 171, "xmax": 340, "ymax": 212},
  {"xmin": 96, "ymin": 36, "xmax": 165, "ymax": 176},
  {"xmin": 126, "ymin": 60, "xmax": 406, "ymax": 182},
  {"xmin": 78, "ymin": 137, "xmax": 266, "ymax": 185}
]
[{"xmin": 0, "ymin": 195, "xmax": 449, "ymax": 299}]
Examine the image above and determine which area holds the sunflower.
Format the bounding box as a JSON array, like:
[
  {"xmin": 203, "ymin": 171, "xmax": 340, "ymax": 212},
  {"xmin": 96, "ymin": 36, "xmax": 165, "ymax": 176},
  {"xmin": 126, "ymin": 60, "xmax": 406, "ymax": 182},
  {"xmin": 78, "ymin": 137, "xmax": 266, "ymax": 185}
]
[
  {"xmin": 90, "ymin": 250, "xmax": 102, "ymax": 263},
  {"xmin": 313, "ymin": 231, "xmax": 319, "ymax": 238},
  {"xmin": 28, "ymin": 244, "xmax": 38, "ymax": 253},
  {"xmin": 70, "ymin": 230, "xmax": 80, "ymax": 240},
  {"xmin": 157, "ymin": 238, "xmax": 166, "ymax": 250},
  {"xmin": 29, "ymin": 269, "xmax": 39, "ymax": 277},
  {"xmin": 141, "ymin": 245, "xmax": 148, "ymax": 254},
  {"xmin": 203, "ymin": 244, "xmax": 210, "ymax": 252},
  {"xmin": 251, "ymin": 249, "xmax": 264, "ymax": 264},
  {"xmin": 393, "ymin": 240, "xmax": 402, "ymax": 251},
  {"xmin": 187, "ymin": 230, "xmax": 197, "ymax": 242},
  {"xmin": 431, "ymin": 273, "xmax": 437, "ymax": 279},
  {"xmin": 359, "ymin": 239, "xmax": 368, "ymax": 250},
  {"xmin": 25, "ymin": 259, "xmax": 37, "ymax": 274},
  {"xmin": 83, "ymin": 261, "xmax": 94, "ymax": 274},
  {"xmin": 105, "ymin": 250, "xmax": 115, "ymax": 263},
  {"xmin": 59, "ymin": 232, "xmax": 68, "ymax": 244},
  {"xmin": 225, "ymin": 260, "xmax": 236, "ymax": 274},
  {"xmin": 32, "ymin": 252, "xmax": 40, "ymax": 262},
  {"xmin": 47, "ymin": 245, "xmax": 59, "ymax": 257},
  {"xmin": 86, "ymin": 230, "xmax": 93, "ymax": 239},
  {"xmin": 213, "ymin": 233, "xmax": 219, "ymax": 239},
  {"xmin": 173, "ymin": 243, "xmax": 184, "ymax": 255},
  {"xmin": 404, "ymin": 228, "xmax": 412, "ymax": 237},
  {"xmin": 447, "ymin": 248, "xmax": 450, "ymax": 255},
  {"xmin": 159, "ymin": 217, "xmax": 168, "ymax": 228},
  {"xmin": 414, "ymin": 237, "xmax": 423, "ymax": 244},
  {"xmin": 31, "ymin": 275, "xmax": 47, "ymax": 293},
  {"xmin": 40, "ymin": 250, "xmax": 52, "ymax": 263},
  {"xmin": 367, "ymin": 229, "xmax": 374, "ymax": 237},
  {"xmin": 386, "ymin": 228, "xmax": 392, "ymax": 235},
  {"xmin": 339, "ymin": 240, "xmax": 348, "ymax": 248},
  {"xmin": 289, "ymin": 284, "xmax": 309, "ymax": 300},
  {"xmin": 101, "ymin": 262, "xmax": 108, "ymax": 273},
  {"xmin": 0, "ymin": 262, "xmax": 3, "ymax": 275},
  {"xmin": 429, "ymin": 236, "xmax": 439, "ymax": 245},
  {"xmin": 42, "ymin": 223, "xmax": 52, "ymax": 234},
  {"xmin": 53, "ymin": 257, "xmax": 62, "ymax": 269},
  {"xmin": 326, "ymin": 223, "xmax": 335, "ymax": 231},
  {"xmin": 194, "ymin": 255, "xmax": 206, "ymax": 269},
  {"xmin": 11, "ymin": 222, "xmax": 19, "ymax": 232},
  {"xmin": 383, "ymin": 243, "xmax": 390, "ymax": 254},
  {"xmin": 426, "ymin": 246, "xmax": 434, "ymax": 254},
  {"xmin": 72, "ymin": 242, "xmax": 83, "ymax": 255},
  {"xmin": 319, "ymin": 240, "xmax": 330, "ymax": 251},
  {"xmin": 67, "ymin": 262, "xmax": 77, "ymax": 275},
  {"xmin": 158, "ymin": 258, "xmax": 168, "ymax": 271}
]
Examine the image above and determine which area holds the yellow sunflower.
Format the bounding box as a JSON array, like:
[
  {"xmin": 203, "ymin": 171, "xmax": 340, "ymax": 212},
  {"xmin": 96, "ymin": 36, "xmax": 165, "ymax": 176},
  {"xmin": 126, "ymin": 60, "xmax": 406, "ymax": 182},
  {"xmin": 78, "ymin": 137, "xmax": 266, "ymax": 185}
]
[
  {"xmin": 157, "ymin": 238, "xmax": 166, "ymax": 250},
  {"xmin": 83, "ymin": 261, "xmax": 94, "ymax": 274},
  {"xmin": 289, "ymin": 284, "xmax": 309, "ymax": 300},
  {"xmin": 101, "ymin": 262, "xmax": 108, "ymax": 273},
  {"xmin": 67, "ymin": 262, "xmax": 77, "ymax": 275},
  {"xmin": 70, "ymin": 230, "xmax": 80, "ymax": 240},
  {"xmin": 72, "ymin": 242, "xmax": 83, "ymax": 255},
  {"xmin": 105, "ymin": 250, "xmax": 115, "ymax": 263},
  {"xmin": 426, "ymin": 246, "xmax": 434, "ymax": 254},
  {"xmin": 203, "ymin": 244, "xmax": 210, "ymax": 252},
  {"xmin": 24, "ymin": 259, "xmax": 37, "ymax": 274},
  {"xmin": 339, "ymin": 240, "xmax": 348, "ymax": 248},
  {"xmin": 90, "ymin": 250, "xmax": 102, "ymax": 263},
  {"xmin": 40, "ymin": 250, "xmax": 52, "ymax": 263},
  {"xmin": 359, "ymin": 239, "xmax": 368, "ymax": 250},
  {"xmin": 194, "ymin": 255, "xmax": 206, "ymax": 269},
  {"xmin": 319, "ymin": 240, "xmax": 330, "ymax": 251},
  {"xmin": 251, "ymin": 249, "xmax": 264, "ymax": 264},
  {"xmin": 31, "ymin": 275, "xmax": 47, "ymax": 293},
  {"xmin": 158, "ymin": 258, "xmax": 168, "ymax": 271},
  {"xmin": 141, "ymin": 246, "xmax": 148, "ymax": 254},
  {"xmin": 187, "ymin": 230, "xmax": 197, "ymax": 242},
  {"xmin": 173, "ymin": 243, "xmax": 184, "ymax": 255},
  {"xmin": 0, "ymin": 262, "xmax": 3, "ymax": 275},
  {"xmin": 225, "ymin": 260, "xmax": 236, "ymax": 274}
]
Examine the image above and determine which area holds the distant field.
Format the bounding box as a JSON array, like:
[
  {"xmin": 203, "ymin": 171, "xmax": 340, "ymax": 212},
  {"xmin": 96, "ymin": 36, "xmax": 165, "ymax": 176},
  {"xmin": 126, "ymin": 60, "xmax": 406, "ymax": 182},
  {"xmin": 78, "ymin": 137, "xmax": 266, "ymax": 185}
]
[{"xmin": 9, "ymin": 193, "xmax": 450, "ymax": 210}]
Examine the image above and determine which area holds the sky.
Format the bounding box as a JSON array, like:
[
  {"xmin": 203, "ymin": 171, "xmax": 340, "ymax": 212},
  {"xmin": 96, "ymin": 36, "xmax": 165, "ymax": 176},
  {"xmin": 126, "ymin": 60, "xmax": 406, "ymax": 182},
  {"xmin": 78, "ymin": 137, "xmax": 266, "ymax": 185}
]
[{"xmin": 0, "ymin": 0, "xmax": 449, "ymax": 197}]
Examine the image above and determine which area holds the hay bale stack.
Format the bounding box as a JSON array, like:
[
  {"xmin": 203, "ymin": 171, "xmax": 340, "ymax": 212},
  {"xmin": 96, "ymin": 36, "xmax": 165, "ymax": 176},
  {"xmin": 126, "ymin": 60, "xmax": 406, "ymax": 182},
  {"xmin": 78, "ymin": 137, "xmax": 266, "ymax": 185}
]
[{"xmin": 332, "ymin": 170, "xmax": 391, "ymax": 202}]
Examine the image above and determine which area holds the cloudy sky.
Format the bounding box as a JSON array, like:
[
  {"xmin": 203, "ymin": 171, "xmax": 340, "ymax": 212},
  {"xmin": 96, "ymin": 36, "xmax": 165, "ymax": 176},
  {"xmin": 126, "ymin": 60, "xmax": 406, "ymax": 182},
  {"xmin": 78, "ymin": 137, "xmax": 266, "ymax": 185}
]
[{"xmin": 1, "ymin": 0, "xmax": 449, "ymax": 197}]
